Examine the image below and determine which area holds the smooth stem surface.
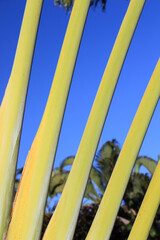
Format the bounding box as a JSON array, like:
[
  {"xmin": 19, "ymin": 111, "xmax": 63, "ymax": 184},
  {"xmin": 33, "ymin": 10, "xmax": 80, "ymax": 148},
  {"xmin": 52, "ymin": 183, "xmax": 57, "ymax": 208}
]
[
  {"xmin": 128, "ymin": 64, "xmax": 160, "ymax": 240},
  {"xmin": 6, "ymin": 0, "xmax": 90, "ymax": 239},
  {"xmin": 43, "ymin": 0, "xmax": 146, "ymax": 239},
  {"xmin": 0, "ymin": 0, "xmax": 43, "ymax": 239},
  {"xmin": 86, "ymin": 59, "xmax": 160, "ymax": 240},
  {"xmin": 128, "ymin": 164, "xmax": 160, "ymax": 240}
]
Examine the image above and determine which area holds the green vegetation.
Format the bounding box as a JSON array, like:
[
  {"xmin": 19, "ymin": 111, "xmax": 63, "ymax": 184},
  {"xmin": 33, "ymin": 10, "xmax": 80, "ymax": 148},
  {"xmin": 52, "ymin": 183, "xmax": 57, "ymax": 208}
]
[
  {"xmin": 54, "ymin": 0, "xmax": 107, "ymax": 10},
  {"xmin": 15, "ymin": 139, "xmax": 160, "ymax": 239},
  {"xmin": 1, "ymin": 0, "xmax": 159, "ymax": 238}
]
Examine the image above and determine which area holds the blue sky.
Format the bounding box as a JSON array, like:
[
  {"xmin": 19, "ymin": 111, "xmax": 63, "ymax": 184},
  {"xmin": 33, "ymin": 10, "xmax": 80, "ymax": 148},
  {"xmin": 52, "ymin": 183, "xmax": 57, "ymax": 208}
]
[{"xmin": 0, "ymin": 0, "xmax": 160, "ymax": 171}]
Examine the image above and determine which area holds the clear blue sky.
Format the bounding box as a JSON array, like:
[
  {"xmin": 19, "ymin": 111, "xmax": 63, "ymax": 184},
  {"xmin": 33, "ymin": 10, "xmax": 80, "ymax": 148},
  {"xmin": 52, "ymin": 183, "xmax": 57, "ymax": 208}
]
[{"xmin": 0, "ymin": 0, "xmax": 160, "ymax": 170}]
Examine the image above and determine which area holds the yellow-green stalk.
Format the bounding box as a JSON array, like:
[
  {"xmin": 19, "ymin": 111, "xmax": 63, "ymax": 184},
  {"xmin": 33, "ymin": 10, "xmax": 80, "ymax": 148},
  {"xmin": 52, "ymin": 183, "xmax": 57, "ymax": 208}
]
[
  {"xmin": 0, "ymin": 0, "xmax": 43, "ymax": 239},
  {"xmin": 127, "ymin": 67, "xmax": 160, "ymax": 239},
  {"xmin": 86, "ymin": 59, "xmax": 160, "ymax": 240},
  {"xmin": 43, "ymin": 0, "xmax": 146, "ymax": 239},
  {"xmin": 128, "ymin": 167, "xmax": 160, "ymax": 240},
  {"xmin": 6, "ymin": 0, "xmax": 90, "ymax": 239}
]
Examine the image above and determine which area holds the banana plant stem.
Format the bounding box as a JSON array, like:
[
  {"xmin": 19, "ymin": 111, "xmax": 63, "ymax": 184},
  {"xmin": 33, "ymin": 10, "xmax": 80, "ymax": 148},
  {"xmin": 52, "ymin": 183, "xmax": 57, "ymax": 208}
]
[
  {"xmin": 43, "ymin": 0, "xmax": 146, "ymax": 239},
  {"xmin": 6, "ymin": 0, "xmax": 90, "ymax": 239},
  {"xmin": 0, "ymin": 0, "xmax": 43, "ymax": 238},
  {"xmin": 86, "ymin": 59, "xmax": 160, "ymax": 240}
]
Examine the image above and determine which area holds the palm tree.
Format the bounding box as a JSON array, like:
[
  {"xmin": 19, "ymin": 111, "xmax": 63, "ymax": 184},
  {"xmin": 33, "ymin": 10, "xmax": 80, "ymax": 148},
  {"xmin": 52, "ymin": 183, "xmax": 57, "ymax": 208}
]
[
  {"xmin": 14, "ymin": 140, "xmax": 120, "ymax": 210},
  {"xmin": 95, "ymin": 139, "xmax": 120, "ymax": 188},
  {"xmin": 47, "ymin": 139, "xmax": 120, "ymax": 205},
  {"xmin": 14, "ymin": 139, "xmax": 160, "ymax": 239},
  {"xmin": 54, "ymin": 0, "xmax": 107, "ymax": 11},
  {"xmin": 15, "ymin": 139, "xmax": 157, "ymax": 210}
]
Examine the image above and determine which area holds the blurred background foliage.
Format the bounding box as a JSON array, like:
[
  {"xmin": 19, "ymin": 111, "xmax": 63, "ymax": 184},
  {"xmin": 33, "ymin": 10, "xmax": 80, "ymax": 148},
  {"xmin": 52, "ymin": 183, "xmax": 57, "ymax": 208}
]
[
  {"xmin": 15, "ymin": 139, "xmax": 160, "ymax": 239},
  {"xmin": 53, "ymin": 0, "xmax": 107, "ymax": 11}
]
